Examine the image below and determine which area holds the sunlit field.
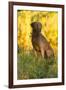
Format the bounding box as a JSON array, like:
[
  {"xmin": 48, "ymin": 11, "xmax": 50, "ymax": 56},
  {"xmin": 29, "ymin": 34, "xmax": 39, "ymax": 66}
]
[{"xmin": 17, "ymin": 10, "xmax": 58, "ymax": 79}]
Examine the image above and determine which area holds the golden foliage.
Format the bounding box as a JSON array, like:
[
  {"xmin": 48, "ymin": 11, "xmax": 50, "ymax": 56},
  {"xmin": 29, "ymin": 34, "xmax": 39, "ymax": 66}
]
[{"xmin": 17, "ymin": 10, "xmax": 58, "ymax": 56}]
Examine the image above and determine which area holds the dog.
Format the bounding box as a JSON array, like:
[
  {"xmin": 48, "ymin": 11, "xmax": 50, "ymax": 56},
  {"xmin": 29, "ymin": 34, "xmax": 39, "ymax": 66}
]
[{"xmin": 31, "ymin": 22, "xmax": 54, "ymax": 58}]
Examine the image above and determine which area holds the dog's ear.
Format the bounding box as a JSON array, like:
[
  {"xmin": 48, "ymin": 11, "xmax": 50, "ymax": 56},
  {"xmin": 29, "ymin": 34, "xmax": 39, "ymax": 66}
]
[{"xmin": 31, "ymin": 23, "xmax": 34, "ymax": 27}]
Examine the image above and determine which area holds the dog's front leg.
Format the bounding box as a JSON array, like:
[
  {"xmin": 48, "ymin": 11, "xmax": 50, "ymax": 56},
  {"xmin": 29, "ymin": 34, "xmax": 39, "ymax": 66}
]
[
  {"xmin": 41, "ymin": 48, "xmax": 44, "ymax": 58},
  {"xmin": 33, "ymin": 49, "xmax": 37, "ymax": 57},
  {"xmin": 34, "ymin": 50, "xmax": 37, "ymax": 57}
]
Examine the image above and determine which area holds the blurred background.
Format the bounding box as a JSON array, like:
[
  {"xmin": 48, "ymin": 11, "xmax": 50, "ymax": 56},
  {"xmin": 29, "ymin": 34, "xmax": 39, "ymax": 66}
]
[{"xmin": 17, "ymin": 10, "xmax": 58, "ymax": 56}]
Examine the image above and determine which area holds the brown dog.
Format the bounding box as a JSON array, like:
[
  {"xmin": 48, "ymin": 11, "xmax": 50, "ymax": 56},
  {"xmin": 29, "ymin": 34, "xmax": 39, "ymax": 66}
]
[{"xmin": 31, "ymin": 22, "xmax": 54, "ymax": 58}]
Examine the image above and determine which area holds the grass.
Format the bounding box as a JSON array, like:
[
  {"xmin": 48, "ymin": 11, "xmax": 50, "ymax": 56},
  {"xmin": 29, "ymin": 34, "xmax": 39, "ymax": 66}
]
[{"xmin": 17, "ymin": 50, "xmax": 58, "ymax": 80}]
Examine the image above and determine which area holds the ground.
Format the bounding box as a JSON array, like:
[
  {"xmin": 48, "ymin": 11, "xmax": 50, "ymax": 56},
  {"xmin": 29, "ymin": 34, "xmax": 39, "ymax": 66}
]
[{"xmin": 17, "ymin": 50, "xmax": 58, "ymax": 80}]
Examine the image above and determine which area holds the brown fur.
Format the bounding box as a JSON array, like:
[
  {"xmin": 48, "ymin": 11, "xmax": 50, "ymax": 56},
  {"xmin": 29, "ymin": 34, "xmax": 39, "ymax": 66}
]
[{"xmin": 31, "ymin": 22, "xmax": 54, "ymax": 58}]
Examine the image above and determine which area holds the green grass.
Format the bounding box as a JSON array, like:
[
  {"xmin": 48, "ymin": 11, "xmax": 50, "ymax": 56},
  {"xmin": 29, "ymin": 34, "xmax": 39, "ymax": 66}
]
[{"xmin": 17, "ymin": 50, "xmax": 58, "ymax": 80}]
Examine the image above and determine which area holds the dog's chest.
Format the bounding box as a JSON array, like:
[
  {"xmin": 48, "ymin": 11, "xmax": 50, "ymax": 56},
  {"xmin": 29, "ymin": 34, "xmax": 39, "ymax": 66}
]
[{"xmin": 32, "ymin": 34, "xmax": 40, "ymax": 51}]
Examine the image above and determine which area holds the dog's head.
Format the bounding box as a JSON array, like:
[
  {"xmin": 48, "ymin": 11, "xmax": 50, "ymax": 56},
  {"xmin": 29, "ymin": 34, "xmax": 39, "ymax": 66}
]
[{"xmin": 31, "ymin": 22, "xmax": 42, "ymax": 33}]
